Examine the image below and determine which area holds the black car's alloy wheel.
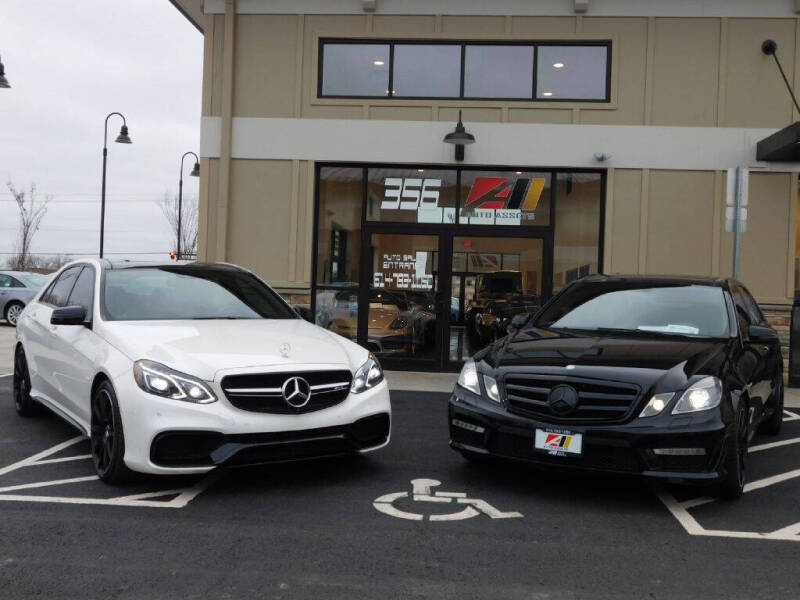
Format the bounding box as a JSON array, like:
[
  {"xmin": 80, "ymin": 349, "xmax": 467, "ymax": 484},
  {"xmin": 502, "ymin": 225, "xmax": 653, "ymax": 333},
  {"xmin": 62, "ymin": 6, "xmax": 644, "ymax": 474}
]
[
  {"xmin": 90, "ymin": 381, "xmax": 133, "ymax": 484},
  {"xmin": 717, "ymin": 402, "xmax": 748, "ymax": 500},
  {"xmin": 13, "ymin": 348, "xmax": 40, "ymax": 417}
]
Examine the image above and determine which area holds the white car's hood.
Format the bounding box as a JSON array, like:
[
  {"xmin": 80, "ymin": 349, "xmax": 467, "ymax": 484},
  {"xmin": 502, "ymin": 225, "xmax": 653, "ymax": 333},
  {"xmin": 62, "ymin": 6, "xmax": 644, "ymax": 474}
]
[{"xmin": 99, "ymin": 318, "xmax": 362, "ymax": 381}]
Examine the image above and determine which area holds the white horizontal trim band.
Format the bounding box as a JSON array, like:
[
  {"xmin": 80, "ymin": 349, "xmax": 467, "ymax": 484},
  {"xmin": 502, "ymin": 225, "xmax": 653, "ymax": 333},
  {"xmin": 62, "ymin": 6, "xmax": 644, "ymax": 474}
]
[
  {"xmin": 200, "ymin": 116, "xmax": 800, "ymax": 172},
  {"xmin": 202, "ymin": 0, "xmax": 800, "ymax": 18}
]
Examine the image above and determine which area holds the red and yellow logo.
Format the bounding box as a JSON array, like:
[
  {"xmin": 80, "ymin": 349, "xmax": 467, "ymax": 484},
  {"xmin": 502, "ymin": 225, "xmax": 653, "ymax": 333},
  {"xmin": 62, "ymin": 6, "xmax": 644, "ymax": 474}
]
[{"xmin": 461, "ymin": 176, "xmax": 546, "ymax": 216}]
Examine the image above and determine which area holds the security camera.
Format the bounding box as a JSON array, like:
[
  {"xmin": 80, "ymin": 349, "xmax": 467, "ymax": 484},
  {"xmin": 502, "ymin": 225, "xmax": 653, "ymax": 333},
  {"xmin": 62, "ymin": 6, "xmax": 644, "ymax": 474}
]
[{"xmin": 593, "ymin": 152, "xmax": 612, "ymax": 162}]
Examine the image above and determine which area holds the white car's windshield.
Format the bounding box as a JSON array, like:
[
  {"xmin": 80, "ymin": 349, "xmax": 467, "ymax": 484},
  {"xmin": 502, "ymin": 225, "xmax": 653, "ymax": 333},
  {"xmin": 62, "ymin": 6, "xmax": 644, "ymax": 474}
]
[
  {"xmin": 103, "ymin": 266, "xmax": 297, "ymax": 321},
  {"xmin": 537, "ymin": 284, "xmax": 730, "ymax": 338}
]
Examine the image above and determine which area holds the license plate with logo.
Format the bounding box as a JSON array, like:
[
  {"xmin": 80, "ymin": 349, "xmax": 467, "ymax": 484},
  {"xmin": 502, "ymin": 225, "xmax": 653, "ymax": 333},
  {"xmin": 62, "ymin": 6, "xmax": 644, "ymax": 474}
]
[{"xmin": 534, "ymin": 428, "xmax": 583, "ymax": 456}]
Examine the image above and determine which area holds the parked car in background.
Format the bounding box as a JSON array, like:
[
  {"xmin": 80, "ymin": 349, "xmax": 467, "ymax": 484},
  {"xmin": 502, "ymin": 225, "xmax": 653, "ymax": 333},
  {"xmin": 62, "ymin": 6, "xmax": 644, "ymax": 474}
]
[
  {"xmin": 474, "ymin": 294, "xmax": 541, "ymax": 345},
  {"xmin": 450, "ymin": 275, "xmax": 784, "ymax": 500},
  {"xmin": 0, "ymin": 271, "xmax": 49, "ymax": 326},
  {"xmin": 13, "ymin": 260, "xmax": 391, "ymax": 483}
]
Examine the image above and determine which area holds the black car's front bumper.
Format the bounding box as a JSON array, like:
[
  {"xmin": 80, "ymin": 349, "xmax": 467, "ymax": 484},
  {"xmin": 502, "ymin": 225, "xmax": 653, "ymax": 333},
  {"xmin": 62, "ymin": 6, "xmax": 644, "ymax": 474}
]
[{"xmin": 449, "ymin": 388, "xmax": 734, "ymax": 483}]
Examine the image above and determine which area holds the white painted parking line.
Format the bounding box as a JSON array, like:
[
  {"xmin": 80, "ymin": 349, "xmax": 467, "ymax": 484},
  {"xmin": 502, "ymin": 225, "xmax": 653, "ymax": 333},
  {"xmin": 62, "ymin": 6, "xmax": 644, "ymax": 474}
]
[
  {"xmin": 0, "ymin": 436, "xmax": 220, "ymax": 509},
  {"xmin": 749, "ymin": 437, "xmax": 800, "ymax": 453},
  {"xmin": 784, "ymin": 410, "xmax": 800, "ymax": 422},
  {"xmin": 0, "ymin": 475, "xmax": 99, "ymax": 494},
  {"xmin": 657, "ymin": 413, "xmax": 800, "ymax": 542},
  {"xmin": 374, "ymin": 478, "xmax": 523, "ymax": 522}
]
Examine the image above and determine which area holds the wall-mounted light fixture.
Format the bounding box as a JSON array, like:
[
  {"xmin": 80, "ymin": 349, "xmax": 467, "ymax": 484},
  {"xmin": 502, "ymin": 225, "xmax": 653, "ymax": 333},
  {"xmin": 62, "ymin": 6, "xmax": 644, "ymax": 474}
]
[{"xmin": 443, "ymin": 110, "xmax": 475, "ymax": 162}]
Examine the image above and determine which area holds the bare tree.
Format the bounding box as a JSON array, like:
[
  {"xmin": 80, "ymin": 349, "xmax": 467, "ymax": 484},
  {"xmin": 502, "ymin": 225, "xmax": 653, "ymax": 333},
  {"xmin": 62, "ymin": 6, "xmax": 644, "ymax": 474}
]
[
  {"xmin": 158, "ymin": 192, "xmax": 198, "ymax": 259},
  {"xmin": 6, "ymin": 182, "xmax": 50, "ymax": 271}
]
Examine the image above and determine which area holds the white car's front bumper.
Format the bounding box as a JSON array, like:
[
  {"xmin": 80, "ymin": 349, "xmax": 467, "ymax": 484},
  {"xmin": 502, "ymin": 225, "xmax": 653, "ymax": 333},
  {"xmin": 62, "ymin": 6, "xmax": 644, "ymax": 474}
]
[{"xmin": 112, "ymin": 370, "xmax": 391, "ymax": 475}]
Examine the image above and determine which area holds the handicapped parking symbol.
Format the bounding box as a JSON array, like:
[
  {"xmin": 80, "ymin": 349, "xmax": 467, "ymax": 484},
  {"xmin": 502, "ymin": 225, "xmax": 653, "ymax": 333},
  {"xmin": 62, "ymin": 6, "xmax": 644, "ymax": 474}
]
[{"xmin": 373, "ymin": 478, "xmax": 523, "ymax": 522}]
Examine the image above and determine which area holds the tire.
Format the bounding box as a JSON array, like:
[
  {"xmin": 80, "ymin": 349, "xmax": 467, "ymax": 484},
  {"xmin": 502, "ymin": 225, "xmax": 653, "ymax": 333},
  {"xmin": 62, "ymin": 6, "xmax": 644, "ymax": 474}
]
[
  {"xmin": 758, "ymin": 378, "xmax": 784, "ymax": 436},
  {"xmin": 13, "ymin": 347, "xmax": 41, "ymax": 417},
  {"xmin": 715, "ymin": 401, "xmax": 748, "ymax": 501},
  {"xmin": 4, "ymin": 301, "xmax": 24, "ymax": 327},
  {"xmin": 90, "ymin": 380, "xmax": 134, "ymax": 484}
]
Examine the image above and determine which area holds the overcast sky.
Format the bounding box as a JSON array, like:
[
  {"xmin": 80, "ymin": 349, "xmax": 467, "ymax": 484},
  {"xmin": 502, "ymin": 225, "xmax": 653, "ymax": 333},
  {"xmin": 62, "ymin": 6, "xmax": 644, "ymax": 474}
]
[{"xmin": 0, "ymin": 0, "xmax": 202, "ymax": 262}]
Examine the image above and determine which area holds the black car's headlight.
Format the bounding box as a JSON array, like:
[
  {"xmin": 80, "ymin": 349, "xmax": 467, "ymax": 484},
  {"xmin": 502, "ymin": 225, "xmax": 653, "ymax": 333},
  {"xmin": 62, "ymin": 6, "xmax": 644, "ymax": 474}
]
[
  {"xmin": 457, "ymin": 360, "xmax": 501, "ymax": 403},
  {"xmin": 639, "ymin": 376, "xmax": 723, "ymax": 417},
  {"xmin": 672, "ymin": 376, "xmax": 723, "ymax": 414},
  {"xmin": 133, "ymin": 360, "xmax": 217, "ymax": 404},
  {"xmin": 351, "ymin": 353, "xmax": 384, "ymax": 393}
]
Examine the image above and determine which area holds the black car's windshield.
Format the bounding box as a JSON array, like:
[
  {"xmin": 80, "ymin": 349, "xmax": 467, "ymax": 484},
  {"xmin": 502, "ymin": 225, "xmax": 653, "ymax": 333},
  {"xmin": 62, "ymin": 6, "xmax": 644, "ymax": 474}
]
[
  {"xmin": 536, "ymin": 283, "xmax": 730, "ymax": 338},
  {"xmin": 103, "ymin": 267, "xmax": 297, "ymax": 321}
]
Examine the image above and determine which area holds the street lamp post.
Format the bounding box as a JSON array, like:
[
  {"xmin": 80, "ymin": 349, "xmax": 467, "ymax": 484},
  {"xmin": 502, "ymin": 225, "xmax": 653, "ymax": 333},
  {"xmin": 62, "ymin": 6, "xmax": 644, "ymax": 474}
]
[
  {"xmin": 0, "ymin": 54, "xmax": 10, "ymax": 88},
  {"xmin": 178, "ymin": 152, "xmax": 200, "ymax": 260},
  {"xmin": 100, "ymin": 112, "xmax": 132, "ymax": 259}
]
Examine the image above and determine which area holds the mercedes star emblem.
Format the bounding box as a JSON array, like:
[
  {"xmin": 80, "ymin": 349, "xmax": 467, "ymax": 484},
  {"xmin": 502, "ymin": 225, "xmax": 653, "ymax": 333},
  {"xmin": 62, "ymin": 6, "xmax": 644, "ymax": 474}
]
[
  {"xmin": 279, "ymin": 342, "xmax": 291, "ymax": 358},
  {"xmin": 282, "ymin": 376, "xmax": 311, "ymax": 408},
  {"xmin": 548, "ymin": 384, "xmax": 580, "ymax": 416}
]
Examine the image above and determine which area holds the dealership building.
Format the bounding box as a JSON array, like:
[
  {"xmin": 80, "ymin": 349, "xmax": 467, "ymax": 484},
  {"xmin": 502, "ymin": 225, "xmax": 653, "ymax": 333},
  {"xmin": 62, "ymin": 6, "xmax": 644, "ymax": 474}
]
[{"xmin": 172, "ymin": 0, "xmax": 800, "ymax": 371}]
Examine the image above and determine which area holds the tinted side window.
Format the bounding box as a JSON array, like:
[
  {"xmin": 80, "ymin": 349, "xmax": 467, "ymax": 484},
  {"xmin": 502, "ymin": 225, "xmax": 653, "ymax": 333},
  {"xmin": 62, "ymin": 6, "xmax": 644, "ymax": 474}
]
[
  {"xmin": 44, "ymin": 267, "xmax": 81, "ymax": 307},
  {"xmin": 67, "ymin": 267, "xmax": 95, "ymax": 314},
  {"xmin": 0, "ymin": 274, "xmax": 12, "ymax": 288},
  {"xmin": 739, "ymin": 286, "xmax": 765, "ymax": 326}
]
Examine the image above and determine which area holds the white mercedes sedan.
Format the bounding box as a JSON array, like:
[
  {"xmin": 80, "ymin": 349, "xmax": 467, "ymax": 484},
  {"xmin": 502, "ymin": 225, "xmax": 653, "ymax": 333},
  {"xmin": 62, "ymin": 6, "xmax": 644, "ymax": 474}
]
[{"xmin": 12, "ymin": 260, "xmax": 391, "ymax": 483}]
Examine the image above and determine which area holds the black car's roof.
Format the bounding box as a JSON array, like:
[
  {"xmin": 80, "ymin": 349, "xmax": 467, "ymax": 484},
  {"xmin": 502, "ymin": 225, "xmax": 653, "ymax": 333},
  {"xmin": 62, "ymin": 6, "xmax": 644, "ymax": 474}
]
[{"xmin": 576, "ymin": 274, "xmax": 729, "ymax": 288}]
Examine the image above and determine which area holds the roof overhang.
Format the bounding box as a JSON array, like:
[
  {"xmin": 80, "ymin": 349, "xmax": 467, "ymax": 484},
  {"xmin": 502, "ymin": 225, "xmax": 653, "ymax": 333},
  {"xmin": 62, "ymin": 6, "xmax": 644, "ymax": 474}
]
[
  {"xmin": 168, "ymin": 0, "xmax": 204, "ymax": 33},
  {"xmin": 756, "ymin": 122, "xmax": 800, "ymax": 162}
]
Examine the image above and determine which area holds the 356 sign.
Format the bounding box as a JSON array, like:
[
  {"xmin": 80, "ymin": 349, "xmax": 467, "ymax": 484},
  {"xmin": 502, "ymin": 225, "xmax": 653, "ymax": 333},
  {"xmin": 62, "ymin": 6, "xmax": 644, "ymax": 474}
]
[
  {"xmin": 380, "ymin": 176, "xmax": 546, "ymax": 218},
  {"xmin": 381, "ymin": 178, "xmax": 441, "ymax": 210}
]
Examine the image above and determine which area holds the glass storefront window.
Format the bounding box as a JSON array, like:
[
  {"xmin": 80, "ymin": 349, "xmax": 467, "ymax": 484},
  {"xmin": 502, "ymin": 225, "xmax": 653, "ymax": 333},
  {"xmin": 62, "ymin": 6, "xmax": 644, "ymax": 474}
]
[
  {"xmin": 458, "ymin": 170, "xmax": 551, "ymax": 226},
  {"xmin": 464, "ymin": 45, "xmax": 534, "ymax": 99},
  {"xmin": 392, "ymin": 44, "xmax": 461, "ymax": 98},
  {"xmin": 317, "ymin": 167, "xmax": 362, "ymax": 285},
  {"xmin": 553, "ymin": 172, "xmax": 602, "ymax": 293},
  {"xmin": 321, "ymin": 43, "xmax": 390, "ymax": 97},
  {"xmin": 315, "ymin": 287, "xmax": 359, "ymax": 341},
  {"xmin": 367, "ymin": 168, "xmax": 457, "ymax": 224},
  {"xmin": 536, "ymin": 45, "xmax": 609, "ymax": 101}
]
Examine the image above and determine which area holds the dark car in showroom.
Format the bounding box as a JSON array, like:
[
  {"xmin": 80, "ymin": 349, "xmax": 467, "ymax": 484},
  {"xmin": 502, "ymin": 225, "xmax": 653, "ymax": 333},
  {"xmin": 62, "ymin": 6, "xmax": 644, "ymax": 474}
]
[{"xmin": 449, "ymin": 275, "xmax": 784, "ymax": 499}]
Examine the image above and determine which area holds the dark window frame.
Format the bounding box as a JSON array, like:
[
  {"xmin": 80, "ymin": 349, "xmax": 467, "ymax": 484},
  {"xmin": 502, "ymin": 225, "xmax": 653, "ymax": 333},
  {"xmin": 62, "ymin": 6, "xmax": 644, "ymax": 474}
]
[{"xmin": 318, "ymin": 38, "xmax": 612, "ymax": 103}]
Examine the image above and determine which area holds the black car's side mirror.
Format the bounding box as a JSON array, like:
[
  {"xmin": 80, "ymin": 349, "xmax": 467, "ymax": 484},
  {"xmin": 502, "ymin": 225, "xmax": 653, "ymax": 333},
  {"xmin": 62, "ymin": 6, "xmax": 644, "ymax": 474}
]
[
  {"xmin": 747, "ymin": 325, "xmax": 779, "ymax": 344},
  {"xmin": 51, "ymin": 305, "xmax": 87, "ymax": 326},
  {"xmin": 509, "ymin": 312, "xmax": 532, "ymax": 332}
]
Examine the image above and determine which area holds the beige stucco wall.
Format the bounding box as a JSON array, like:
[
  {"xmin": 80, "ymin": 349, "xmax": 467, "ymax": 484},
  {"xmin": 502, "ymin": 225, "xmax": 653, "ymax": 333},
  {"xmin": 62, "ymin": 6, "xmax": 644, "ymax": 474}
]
[{"xmin": 197, "ymin": 11, "xmax": 800, "ymax": 303}]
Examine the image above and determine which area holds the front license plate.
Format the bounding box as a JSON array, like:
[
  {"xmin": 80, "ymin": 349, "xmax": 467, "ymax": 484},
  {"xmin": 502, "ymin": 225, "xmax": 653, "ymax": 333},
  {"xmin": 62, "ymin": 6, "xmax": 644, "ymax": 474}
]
[{"xmin": 534, "ymin": 428, "xmax": 583, "ymax": 456}]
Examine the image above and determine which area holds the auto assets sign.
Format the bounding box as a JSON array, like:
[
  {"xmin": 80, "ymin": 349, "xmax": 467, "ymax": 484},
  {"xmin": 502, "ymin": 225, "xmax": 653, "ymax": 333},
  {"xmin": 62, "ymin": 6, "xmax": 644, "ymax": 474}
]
[{"xmin": 381, "ymin": 176, "xmax": 546, "ymax": 225}]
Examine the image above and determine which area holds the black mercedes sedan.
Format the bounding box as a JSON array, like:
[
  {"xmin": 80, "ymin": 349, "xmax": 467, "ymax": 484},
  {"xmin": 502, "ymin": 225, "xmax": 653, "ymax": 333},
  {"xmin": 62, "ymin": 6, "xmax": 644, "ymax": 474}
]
[{"xmin": 448, "ymin": 275, "xmax": 785, "ymax": 499}]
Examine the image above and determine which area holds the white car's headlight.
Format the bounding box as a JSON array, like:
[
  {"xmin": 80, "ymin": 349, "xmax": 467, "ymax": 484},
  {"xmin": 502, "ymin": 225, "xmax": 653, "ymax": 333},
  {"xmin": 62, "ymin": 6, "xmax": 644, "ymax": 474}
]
[
  {"xmin": 133, "ymin": 360, "xmax": 217, "ymax": 404},
  {"xmin": 457, "ymin": 359, "xmax": 480, "ymax": 395},
  {"xmin": 351, "ymin": 353, "xmax": 384, "ymax": 394},
  {"xmin": 672, "ymin": 376, "xmax": 723, "ymax": 414}
]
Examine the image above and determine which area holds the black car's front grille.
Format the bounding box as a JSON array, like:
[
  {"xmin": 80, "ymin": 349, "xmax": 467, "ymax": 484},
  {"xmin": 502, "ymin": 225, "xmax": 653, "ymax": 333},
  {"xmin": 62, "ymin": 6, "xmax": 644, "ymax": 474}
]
[
  {"xmin": 503, "ymin": 373, "xmax": 641, "ymax": 423},
  {"xmin": 221, "ymin": 370, "xmax": 352, "ymax": 414}
]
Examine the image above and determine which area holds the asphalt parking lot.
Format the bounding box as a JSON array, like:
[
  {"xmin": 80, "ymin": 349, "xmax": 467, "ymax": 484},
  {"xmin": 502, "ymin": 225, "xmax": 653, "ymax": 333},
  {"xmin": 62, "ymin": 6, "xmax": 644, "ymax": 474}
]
[{"xmin": 0, "ymin": 376, "xmax": 798, "ymax": 599}]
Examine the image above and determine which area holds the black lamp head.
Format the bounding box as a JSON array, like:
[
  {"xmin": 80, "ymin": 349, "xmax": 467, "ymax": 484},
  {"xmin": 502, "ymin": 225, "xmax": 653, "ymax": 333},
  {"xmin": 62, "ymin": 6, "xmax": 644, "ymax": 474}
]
[
  {"xmin": 0, "ymin": 56, "xmax": 9, "ymax": 89},
  {"xmin": 190, "ymin": 162, "xmax": 200, "ymax": 177},
  {"xmin": 762, "ymin": 39, "xmax": 778, "ymax": 56},
  {"xmin": 115, "ymin": 124, "xmax": 132, "ymax": 144},
  {"xmin": 443, "ymin": 110, "xmax": 476, "ymax": 145}
]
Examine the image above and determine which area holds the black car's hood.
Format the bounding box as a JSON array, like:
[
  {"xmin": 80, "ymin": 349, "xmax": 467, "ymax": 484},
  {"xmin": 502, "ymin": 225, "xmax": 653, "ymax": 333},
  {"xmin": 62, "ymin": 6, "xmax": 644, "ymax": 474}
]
[{"xmin": 482, "ymin": 328, "xmax": 732, "ymax": 390}]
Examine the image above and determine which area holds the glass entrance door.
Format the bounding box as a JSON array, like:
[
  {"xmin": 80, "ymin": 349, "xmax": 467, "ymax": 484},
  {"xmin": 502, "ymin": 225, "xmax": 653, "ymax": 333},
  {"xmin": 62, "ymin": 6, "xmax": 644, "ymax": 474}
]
[
  {"xmin": 362, "ymin": 233, "xmax": 441, "ymax": 368},
  {"xmin": 449, "ymin": 235, "xmax": 546, "ymax": 363}
]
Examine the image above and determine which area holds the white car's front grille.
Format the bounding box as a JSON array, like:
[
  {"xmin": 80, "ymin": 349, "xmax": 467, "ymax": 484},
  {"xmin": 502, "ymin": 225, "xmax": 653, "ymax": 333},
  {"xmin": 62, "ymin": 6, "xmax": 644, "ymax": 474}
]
[{"xmin": 220, "ymin": 370, "xmax": 352, "ymax": 414}]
